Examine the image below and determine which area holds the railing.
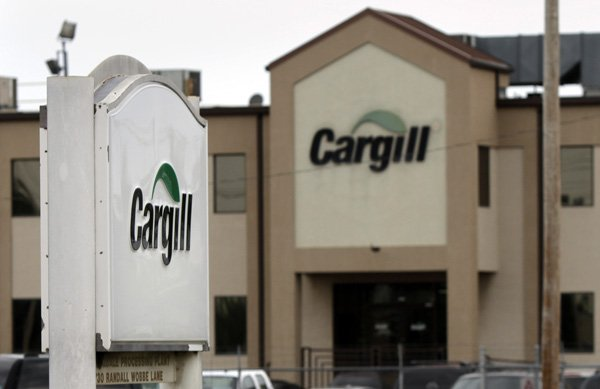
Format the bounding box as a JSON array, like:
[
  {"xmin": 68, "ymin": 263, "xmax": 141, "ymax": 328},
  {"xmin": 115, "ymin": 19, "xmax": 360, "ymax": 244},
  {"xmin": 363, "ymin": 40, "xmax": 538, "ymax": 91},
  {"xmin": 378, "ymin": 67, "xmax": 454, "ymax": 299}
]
[{"xmin": 257, "ymin": 345, "xmax": 600, "ymax": 389}]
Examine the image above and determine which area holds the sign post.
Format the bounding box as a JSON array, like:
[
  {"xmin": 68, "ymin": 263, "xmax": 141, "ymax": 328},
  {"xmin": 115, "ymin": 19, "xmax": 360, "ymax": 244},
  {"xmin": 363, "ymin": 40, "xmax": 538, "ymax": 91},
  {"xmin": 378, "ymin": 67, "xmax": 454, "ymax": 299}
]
[
  {"xmin": 43, "ymin": 56, "xmax": 209, "ymax": 388},
  {"xmin": 45, "ymin": 76, "xmax": 97, "ymax": 388}
]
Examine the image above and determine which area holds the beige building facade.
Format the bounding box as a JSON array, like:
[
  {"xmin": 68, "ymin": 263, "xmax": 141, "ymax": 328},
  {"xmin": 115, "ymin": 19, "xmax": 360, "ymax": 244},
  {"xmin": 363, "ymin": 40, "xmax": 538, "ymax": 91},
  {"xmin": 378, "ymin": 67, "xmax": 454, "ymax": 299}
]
[{"xmin": 2, "ymin": 7, "xmax": 600, "ymax": 381}]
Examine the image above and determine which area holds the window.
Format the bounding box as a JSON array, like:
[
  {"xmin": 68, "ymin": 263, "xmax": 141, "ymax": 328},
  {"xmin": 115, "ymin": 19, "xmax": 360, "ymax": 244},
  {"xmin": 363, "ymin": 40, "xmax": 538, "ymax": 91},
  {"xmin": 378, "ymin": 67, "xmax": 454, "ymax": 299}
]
[
  {"xmin": 256, "ymin": 374, "xmax": 268, "ymax": 389},
  {"xmin": 561, "ymin": 292, "xmax": 594, "ymax": 352},
  {"xmin": 214, "ymin": 154, "xmax": 246, "ymax": 213},
  {"xmin": 242, "ymin": 376, "xmax": 255, "ymax": 389},
  {"xmin": 12, "ymin": 159, "xmax": 40, "ymax": 216},
  {"xmin": 12, "ymin": 299, "xmax": 41, "ymax": 353},
  {"xmin": 561, "ymin": 146, "xmax": 593, "ymax": 206},
  {"xmin": 479, "ymin": 146, "xmax": 490, "ymax": 207},
  {"xmin": 215, "ymin": 296, "xmax": 247, "ymax": 354}
]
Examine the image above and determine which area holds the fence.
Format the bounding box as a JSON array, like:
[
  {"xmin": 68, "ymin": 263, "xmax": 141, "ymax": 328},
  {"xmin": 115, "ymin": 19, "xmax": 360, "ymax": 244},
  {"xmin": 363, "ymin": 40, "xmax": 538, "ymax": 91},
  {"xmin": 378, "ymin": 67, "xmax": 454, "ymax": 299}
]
[{"xmin": 259, "ymin": 345, "xmax": 600, "ymax": 389}]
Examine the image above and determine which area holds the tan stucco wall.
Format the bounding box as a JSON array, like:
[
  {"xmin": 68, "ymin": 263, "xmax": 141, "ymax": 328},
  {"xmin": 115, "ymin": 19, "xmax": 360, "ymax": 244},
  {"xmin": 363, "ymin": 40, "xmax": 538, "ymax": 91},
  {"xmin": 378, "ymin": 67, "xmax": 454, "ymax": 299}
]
[
  {"xmin": 0, "ymin": 118, "xmax": 40, "ymax": 352},
  {"xmin": 0, "ymin": 111, "xmax": 267, "ymax": 363},
  {"xmin": 561, "ymin": 145, "xmax": 600, "ymax": 364},
  {"xmin": 479, "ymin": 148, "xmax": 529, "ymax": 359},
  {"xmin": 203, "ymin": 112, "xmax": 264, "ymax": 368},
  {"xmin": 497, "ymin": 105, "xmax": 541, "ymax": 359},
  {"xmin": 268, "ymin": 12, "xmax": 500, "ymax": 365},
  {"xmin": 12, "ymin": 218, "xmax": 41, "ymax": 298},
  {"xmin": 300, "ymin": 275, "xmax": 333, "ymax": 349}
]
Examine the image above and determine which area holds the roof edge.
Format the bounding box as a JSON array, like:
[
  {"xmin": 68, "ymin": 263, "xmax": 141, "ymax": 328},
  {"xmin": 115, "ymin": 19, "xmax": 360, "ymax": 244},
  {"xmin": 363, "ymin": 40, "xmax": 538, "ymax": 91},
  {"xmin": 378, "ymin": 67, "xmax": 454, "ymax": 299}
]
[
  {"xmin": 267, "ymin": 8, "xmax": 511, "ymax": 73},
  {"xmin": 267, "ymin": 8, "xmax": 374, "ymax": 71}
]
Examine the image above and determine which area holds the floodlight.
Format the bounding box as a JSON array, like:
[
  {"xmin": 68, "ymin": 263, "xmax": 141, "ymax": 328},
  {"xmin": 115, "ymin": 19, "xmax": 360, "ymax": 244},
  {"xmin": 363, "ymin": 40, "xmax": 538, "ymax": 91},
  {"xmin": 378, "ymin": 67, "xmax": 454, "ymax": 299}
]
[
  {"xmin": 46, "ymin": 20, "xmax": 76, "ymax": 76},
  {"xmin": 59, "ymin": 20, "xmax": 76, "ymax": 40},
  {"xmin": 46, "ymin": 59, "xmax": 62, "ymax": 75}
]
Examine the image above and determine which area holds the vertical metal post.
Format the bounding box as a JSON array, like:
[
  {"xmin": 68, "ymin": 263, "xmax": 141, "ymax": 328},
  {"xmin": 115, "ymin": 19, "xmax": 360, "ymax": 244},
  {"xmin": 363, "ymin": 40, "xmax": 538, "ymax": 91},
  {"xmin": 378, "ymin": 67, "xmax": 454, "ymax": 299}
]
[
  {"xmin": 47, "ymin": 76, "xmax": 95, "ymax": 388},
  {"xmin": 237, "ymin": 345, "xmax": 243, "ymax": 389},
  {"xmin": 479, "ymin": 346, "xmax": 486, "ymax": 389},
  {"xmin": 541, "ymin": 0, "xmax": 561, "ymax": 388},
  {"xmin": 61, "ymin": 40, "xmax": 68, "ymax": 76},
  {"xmin": 534, "ymin": 344, "xmax": 541, "ymax": 389},
  {"xmin": 397, "ymin": 344, "xmax": 404, "ymax": 389}
]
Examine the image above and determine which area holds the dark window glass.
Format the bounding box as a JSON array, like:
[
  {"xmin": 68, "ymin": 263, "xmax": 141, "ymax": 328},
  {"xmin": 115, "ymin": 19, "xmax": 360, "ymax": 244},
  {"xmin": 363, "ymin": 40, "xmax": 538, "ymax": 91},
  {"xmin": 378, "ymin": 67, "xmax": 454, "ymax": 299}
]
[
  {"xmin": 214, "ymin": 154, "xmax": 246, "ymax": 213},
  {"xmin": 561, "ymin": 292, "xmax": 594, "ymax": 352},
  {"xmin": 12, "ymin": 299, "xmax": 41, "ymax": 353},
  {"xmin": 479, "ymin": 146, "xmax": 490, "ymax": 207},
  {"xmin": 215, "ymin": 296, "xmax": 247, "ymax": 354},
  {"xmin": 561, "ymin": 146, "xmax": 593, "ymax": 206},
  {"xmin": 12, "ymin": 159, "xmax": 40, "ymax": 216}
]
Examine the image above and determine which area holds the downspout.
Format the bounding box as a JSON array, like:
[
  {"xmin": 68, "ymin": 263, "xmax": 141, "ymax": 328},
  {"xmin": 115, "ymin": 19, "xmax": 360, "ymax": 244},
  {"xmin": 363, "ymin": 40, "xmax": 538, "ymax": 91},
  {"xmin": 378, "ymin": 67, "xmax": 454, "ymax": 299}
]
[{"xmin": 257, "ymin": 111, "xmax": 266, "ymax": 368}]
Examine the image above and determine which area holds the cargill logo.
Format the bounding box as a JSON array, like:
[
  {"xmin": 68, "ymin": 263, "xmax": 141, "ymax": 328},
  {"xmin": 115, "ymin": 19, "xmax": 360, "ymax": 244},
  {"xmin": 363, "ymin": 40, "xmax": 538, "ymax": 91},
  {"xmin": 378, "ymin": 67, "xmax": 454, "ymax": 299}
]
[
  {"xmin": 309, "ymin": 110, "xmax": 431, "ymax": 172},
  {"xmin": 130, "ymin": 163, "xmax": 193, "ymax": 265}
]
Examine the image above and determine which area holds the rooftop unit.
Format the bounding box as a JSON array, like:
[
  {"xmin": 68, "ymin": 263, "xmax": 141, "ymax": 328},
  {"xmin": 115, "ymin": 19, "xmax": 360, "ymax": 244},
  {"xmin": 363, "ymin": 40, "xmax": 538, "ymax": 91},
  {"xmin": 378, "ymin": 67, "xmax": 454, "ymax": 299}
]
[
  {"xmin": 0, "ymin": 77, "xmax": 17, "ymax": 111},
  {"xmin": 455, "ymin": 33, "xmax": 600, "ymax": 96},
  {"xmin": 151, "ymin": 69, "xmax": 201, "ymax": 99}
]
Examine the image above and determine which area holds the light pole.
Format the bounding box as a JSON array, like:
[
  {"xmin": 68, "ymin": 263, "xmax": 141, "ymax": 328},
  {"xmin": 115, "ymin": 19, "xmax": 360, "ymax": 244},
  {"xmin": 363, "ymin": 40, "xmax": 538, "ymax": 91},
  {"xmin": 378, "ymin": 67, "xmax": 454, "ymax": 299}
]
[{"xmin": 46, "ymin": 20, "xmax": 76, "ymax": 76}]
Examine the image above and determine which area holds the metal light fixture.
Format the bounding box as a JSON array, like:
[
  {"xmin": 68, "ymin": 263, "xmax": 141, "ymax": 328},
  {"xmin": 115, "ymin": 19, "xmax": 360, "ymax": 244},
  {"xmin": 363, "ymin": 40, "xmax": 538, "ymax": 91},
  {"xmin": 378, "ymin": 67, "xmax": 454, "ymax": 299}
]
[
  {"xmin": 46, "ymin": 59, "xmax": 62, "ymax": 75},
  {"xmin": 59, "ymin": 20, "xmax": 76, "ymax": 40},
  {"xmin": 45, "ymin": 20, "xmax": 77, "ymax": 76}
]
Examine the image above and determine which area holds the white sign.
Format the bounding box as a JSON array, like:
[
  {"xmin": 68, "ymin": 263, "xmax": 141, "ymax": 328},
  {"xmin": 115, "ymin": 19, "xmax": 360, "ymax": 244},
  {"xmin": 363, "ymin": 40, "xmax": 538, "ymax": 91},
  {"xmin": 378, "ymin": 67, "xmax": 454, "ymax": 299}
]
[{"xmin": 94, "ymin": 74, "xmax": 209, "ymax": 351}]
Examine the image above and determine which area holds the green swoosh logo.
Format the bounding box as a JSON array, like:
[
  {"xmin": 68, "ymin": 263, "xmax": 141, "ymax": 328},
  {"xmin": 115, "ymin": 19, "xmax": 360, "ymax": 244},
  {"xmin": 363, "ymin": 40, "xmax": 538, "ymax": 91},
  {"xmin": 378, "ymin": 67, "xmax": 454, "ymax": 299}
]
[
  {"xmin": 351, "ymin": 110, "xmax": 407, "ymax": 135},
  {"xmin": 151, "ymin": 163, "xmax": 180, "ymax": 202}
]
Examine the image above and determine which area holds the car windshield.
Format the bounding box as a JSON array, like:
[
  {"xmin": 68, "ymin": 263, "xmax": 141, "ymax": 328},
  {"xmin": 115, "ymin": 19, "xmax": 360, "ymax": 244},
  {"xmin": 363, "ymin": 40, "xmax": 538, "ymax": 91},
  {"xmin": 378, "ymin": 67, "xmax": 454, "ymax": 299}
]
[
  {"xmin": 204, "ymin": 376, "xmax": 238, "ymax": 389},
  {"xmin": 452, "ymin": 376, "xmax": 531, "ymax": 389}
]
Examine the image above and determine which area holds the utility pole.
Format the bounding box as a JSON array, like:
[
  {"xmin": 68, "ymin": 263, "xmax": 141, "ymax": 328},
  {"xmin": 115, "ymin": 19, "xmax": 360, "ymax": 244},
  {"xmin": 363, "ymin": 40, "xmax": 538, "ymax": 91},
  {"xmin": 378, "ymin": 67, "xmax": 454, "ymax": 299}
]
[{"xmin": 541, "ymin": 0, "xmax": 561, "ymax": 388}]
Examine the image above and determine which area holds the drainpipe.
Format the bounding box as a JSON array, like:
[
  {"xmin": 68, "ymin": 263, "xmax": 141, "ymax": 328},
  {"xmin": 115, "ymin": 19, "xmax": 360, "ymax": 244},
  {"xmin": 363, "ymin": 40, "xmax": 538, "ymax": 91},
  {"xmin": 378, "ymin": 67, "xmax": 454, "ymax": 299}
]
[{"xmin": 257, "ymin": 111, "xmax": 266, "ymax": 368}]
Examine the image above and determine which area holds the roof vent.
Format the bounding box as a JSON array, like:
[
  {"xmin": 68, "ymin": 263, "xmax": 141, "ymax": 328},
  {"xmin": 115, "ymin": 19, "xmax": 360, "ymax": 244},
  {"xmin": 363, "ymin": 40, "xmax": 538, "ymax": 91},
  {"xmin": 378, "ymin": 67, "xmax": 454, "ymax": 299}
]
[
  {"xmin": 0, "ymin": 77, "xmax": 17, "ymax": 111},
  {"xmin": 249, "ymin": 93, "xmax": 263, "ymax": 106},
  {"xmin": 151, "ymin": 69, "xmax": 201, "ymax": 99}
]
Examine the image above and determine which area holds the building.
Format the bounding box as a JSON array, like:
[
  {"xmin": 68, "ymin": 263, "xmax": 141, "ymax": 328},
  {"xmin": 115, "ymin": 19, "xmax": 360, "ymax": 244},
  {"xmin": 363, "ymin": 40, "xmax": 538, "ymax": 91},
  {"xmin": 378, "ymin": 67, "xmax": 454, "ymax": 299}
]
[{"xmin": 1, "ymin": 7, "xmax": 600, "ymax": 383}]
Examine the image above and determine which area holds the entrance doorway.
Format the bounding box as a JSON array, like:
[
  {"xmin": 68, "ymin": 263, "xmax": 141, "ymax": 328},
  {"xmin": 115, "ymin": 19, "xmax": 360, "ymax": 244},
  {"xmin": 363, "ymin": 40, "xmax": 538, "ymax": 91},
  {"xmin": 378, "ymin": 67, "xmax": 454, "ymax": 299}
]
[{"xmin": 333, "ymin": 280, "xmax": 447, "ymax": 366}]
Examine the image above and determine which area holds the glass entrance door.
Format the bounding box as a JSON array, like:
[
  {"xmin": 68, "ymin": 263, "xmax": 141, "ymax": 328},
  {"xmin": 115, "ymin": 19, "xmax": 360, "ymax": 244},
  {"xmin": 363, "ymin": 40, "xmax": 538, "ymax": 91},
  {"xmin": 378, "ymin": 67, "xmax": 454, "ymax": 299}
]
[{"xmin": 333, "ymin": 281, "xmax": 447, "ymax": 366}]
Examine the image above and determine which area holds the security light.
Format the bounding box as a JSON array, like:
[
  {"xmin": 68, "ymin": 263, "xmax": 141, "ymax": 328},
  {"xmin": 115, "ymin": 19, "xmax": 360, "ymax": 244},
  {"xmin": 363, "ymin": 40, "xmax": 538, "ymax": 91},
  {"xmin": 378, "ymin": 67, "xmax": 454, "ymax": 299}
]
[
  {"xmin": 46, "ymin": 59, "xmax": 62, "ymax": 75},
  {"xmin": 46, "ymin": 20, "xmax": 77, "ymax": 76},
  {"xmin": 59, "ymin": 21, "xmax": 76, "ymax": 40}
]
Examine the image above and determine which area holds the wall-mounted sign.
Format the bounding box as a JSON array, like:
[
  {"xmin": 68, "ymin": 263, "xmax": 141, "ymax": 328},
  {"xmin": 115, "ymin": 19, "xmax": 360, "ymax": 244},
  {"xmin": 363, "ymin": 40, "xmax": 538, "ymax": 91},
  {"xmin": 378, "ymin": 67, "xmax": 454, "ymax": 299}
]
[
  {"xmin": 309, "ymin": 110, "xmax": 431, "ymax": 172},
  {"xmin": 294, "ymin": 43, "xmax": 447, "ymax": 248},
  {"xmin": 94, "ymin": 74, "xmax": 209, "ymax": 351}
]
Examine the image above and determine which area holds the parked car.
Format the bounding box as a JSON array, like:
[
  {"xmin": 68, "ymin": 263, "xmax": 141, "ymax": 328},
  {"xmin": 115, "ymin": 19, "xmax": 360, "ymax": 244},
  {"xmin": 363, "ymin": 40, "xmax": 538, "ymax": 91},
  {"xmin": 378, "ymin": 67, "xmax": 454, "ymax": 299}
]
[
  {"xmin": 271, "ymin": 378, "xmax": 302, "ymax": 389},
  {"xmin": 330, "ymin": 371, "xmax": 382, "ymax": 389},
  {"xmin": 563, "ymin": 368, "xmax": 596, "ymax": 389},
  {"xmin": 580, "ymin": 372, "xmax": 600, "ymax": 389},
  {"xmin": 398, "ymin": 364, "xmax": 476, "ymax": 389},
  {"xmin": 203, "ymin": 369, "xmax": 275, "ymax": 389},
  {"xmin": 450, "ymin": 371, "xmax": 539, "ymax": 389},
  {"xmin": 0, "ymin": 353, "xmax": 156, "ymax": 389}
]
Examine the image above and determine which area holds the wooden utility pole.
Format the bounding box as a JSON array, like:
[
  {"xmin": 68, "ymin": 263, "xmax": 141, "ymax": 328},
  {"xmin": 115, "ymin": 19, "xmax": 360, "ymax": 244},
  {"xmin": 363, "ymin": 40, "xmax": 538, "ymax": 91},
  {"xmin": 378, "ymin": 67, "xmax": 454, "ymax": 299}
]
[{"xmin": 542, "ymin": 0, "xmax": 561, "ymax": 388}]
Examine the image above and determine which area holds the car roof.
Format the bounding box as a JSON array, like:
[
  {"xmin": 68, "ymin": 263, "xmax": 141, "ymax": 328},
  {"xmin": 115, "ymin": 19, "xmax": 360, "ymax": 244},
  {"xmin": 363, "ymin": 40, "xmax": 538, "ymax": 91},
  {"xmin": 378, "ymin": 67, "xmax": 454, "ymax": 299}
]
[
  {"xmin": 458, "ymin": 371, "xmax": 535, "ymax": 379},
  {"xmin": 203, "ymin": 369, "xmax": 267, "ymax": 377}
]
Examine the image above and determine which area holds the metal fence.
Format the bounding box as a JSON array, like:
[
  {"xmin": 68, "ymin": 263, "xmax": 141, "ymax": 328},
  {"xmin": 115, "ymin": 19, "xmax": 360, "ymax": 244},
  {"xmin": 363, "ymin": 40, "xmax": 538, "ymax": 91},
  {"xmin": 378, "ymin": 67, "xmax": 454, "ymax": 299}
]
[{"xmin": 260, "ymin": 345, "xmax": 600, "ymax": 389}]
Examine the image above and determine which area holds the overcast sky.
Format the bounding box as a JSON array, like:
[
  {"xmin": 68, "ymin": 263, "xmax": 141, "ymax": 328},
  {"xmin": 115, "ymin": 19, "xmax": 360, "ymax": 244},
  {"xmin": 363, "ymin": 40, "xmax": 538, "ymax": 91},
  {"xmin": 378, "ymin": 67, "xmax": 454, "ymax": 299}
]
[{"xmin": 1, "ymin": 0, "xmax": 599, "ymax": 109}]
